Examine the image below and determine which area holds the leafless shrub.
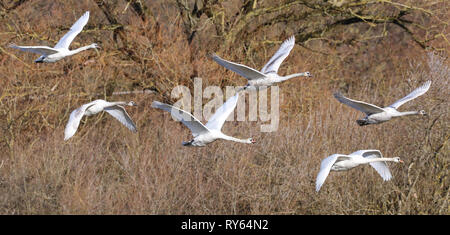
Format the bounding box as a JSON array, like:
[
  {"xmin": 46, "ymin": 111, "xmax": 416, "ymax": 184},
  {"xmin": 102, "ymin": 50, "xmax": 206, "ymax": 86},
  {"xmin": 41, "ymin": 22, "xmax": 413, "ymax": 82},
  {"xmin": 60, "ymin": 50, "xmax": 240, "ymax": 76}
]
[{"xmin": 0, "ymin": 0, "xmax": 448, "ymax": 214}]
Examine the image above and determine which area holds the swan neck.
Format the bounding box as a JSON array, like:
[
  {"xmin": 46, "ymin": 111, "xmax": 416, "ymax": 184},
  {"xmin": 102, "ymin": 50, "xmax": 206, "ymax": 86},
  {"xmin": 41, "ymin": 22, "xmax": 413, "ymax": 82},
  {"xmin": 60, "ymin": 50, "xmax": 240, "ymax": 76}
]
[
  {"xmin": 280, "ymin": 73, "xmax": 308, "ymax": 81},
  {"xmin": 221, "ymin": 135, "xmax": 249, "ymax": 143},
  {"xmin": 69, "ymin": 45, "xmax": 95, "ymax": 54},
  {"xmin": 109, "ymin": 101, "xmax": 127, "ymax": 106},
  {"xmin": 395, "ymin": 111, "xmax": 419, "ymax": 117},
  {"xmin": 364, "ymin": 157, "xmax": 396, "ymax": 163}
]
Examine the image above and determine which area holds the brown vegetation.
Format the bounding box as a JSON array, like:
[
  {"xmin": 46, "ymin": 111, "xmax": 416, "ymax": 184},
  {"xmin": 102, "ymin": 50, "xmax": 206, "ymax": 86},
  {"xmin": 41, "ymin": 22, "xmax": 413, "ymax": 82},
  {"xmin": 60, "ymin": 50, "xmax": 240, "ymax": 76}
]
[{"xmin": 0, "ymin": 0, "xmax": 448, "ymax": 214}]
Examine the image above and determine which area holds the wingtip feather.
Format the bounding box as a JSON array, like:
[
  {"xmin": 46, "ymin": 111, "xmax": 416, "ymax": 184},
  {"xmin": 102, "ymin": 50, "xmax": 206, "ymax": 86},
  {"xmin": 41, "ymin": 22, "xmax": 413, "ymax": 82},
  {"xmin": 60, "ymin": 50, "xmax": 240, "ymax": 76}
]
[
  {"xmin": 288, "ymin": 35, "xmax": 295, "ymax": 42},
  {"xmin": 64, "ymin": 132, "xmax": 73, "ymax": 141},
  {"xmin": 210, "ymin": 53, "xmax": 221, "ymax": 61},
  {"xmin": 151, "ymin": 101, "xmax": 162, "ymax": 108},
  {"xmin": 333, "ymin": 92, "xmax": 343, "ymax": 98},
  {"xmin": 315, "ymin": 184, "xmax": 321, "ymax": 192}
]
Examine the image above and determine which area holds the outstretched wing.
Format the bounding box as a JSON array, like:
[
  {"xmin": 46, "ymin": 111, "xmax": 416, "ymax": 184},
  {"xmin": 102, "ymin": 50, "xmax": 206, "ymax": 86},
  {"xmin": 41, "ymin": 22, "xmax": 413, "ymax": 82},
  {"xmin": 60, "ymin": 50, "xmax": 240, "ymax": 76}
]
[
  {"xmin": 9, "ymin": 44, "xmax": 59, "ymax": 56},
  {"xmin": 389, "ymin": 81, "xmax": 431, "ymax": 109},
  {"xmin": 349, "ymin": 149, "xmax": 383, "ymax": 158},
  {"xmin": 54, "ymin": 11, "xmax": 90, "ymax": 49},
  {"xmin": 260, "ymin": 36, "xmax": 295, "ymax": 74},
  {"xmin": 316, "ymin": 154, "xmax": 343, "ymax": 192},
  {"xmin": 211, "ymin": 53, "xmax": 267, "ymax": 80},
  {"xmin": 334, "ymin": 92, "xmax": 385, "ymax": 115},
  {"xmin": 104, "ymin": 105, "xmax": 137, "ymax": 132},
  {"xmin": 151, "ymin": 101, "xmax": 210, "ymax": 137},
  {"xmin": 351, "ymin": 150, "xmax": 392, "ymax": 181},
  {"xmin": 205, "ymin": 93, "xmax": 239, "ymax": 131},
  {"xmin": 64, "ymin": 103, "xmax": 93, "ymax": 140}
]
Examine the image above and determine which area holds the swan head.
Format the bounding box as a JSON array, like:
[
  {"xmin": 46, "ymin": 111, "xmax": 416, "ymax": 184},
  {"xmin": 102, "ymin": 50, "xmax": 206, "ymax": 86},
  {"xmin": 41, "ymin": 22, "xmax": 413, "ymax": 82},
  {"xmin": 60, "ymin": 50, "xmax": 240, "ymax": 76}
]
[
  {"xmin": 91, "ymin": 43, "xmax": 100, "ymax": 49},
  {"xmin": 127, "ymin": 101, "xmax": 138, "ymax": 106},
  {"xmin": 248, "ymin": 138, "xmax": 256, "ymax": 144},
  {"xmin": 419, "ymin": 110, "xmax": 427, "ymax": 116},
  {"xmin": 393, "ymin": 157, "xmax": 404, "ymax": 163},
  {"xmin": 303, "ymin": 71, "xmax": 312, "ymax": 77}
]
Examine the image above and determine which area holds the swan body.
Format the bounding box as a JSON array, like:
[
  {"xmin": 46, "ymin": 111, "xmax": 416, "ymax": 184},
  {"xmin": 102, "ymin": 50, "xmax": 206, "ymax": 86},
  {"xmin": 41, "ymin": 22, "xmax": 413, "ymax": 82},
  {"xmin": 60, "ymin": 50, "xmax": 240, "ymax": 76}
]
[
  {"xmin": 10, "ymin": 11, "xmax": 99, "ymax": 63},
  {"xmin": 316, "ymin": 150, "xmax": 403, "ymax": 192},
  {"xmin": 64, "ymin": 99, "xmax": 137, "ymax": 140},
  {"xmin": 152, "ymin": 94, "xmax": 256, "ymax": 147},
  {"xmin": 211, "ymin": 36, "xmax": 312, "ymax": 90},
  {"xmin": 334, "ymin": 80, "xmax": 431, "ymax": 126}
]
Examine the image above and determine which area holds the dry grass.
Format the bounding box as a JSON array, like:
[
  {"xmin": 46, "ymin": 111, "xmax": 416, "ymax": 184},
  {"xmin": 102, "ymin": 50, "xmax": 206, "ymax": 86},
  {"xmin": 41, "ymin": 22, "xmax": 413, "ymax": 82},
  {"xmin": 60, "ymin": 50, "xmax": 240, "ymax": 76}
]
[{"xmin": 0, "ymin": 0, "xmax": 448, "ymax": 214}]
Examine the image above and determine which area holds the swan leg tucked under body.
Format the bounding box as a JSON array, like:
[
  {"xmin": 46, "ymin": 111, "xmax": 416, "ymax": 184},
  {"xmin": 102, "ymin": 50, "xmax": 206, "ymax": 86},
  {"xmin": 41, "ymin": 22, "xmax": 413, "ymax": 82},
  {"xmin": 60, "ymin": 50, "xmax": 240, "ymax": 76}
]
[
  {"xmin": 64, "ymin": 99, "xmax": 137, "ymax": 140},
  {"xmin": 315, "ymin": 150, "xmax": 403, "ymax": 192},
  {"xmin": 152, "ymin": 93, "xmax": 256, "ymax": 147},
  {"xmin": 10, "ymin": 11, "xmax": 99, "ymax": 63},
  {"xmin": 211, "ymin": 36, "xmax": 312, "ymax": 90},
  {"xmin": 334, "ymin": 80, "xmax": 431, "ymax": 126}
]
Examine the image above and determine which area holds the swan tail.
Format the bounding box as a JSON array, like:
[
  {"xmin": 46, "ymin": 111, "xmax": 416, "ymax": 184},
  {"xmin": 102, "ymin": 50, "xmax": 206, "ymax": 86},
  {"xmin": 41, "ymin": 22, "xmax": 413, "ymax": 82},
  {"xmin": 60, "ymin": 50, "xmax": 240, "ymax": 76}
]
[
  {"xmin": 182, "ymin": 140, "xmax": 194, "ymax": 146},
  {"xmin": 356, "ymin": 119, "xmax": 370, "ymax": 126},
  {"xmin": 237, "ymin": 84, "xmax": 250, "ymax": 93},
  {"xmin": 35, "ymin": 55, "xmax": 46, "ymax": 63}
]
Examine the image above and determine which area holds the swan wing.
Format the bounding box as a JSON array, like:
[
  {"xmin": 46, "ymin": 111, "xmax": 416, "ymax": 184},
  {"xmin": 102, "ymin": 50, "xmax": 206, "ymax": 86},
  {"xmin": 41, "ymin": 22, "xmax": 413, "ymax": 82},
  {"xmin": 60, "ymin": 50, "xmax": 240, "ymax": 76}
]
[
  {"xmin": 54, "ymin": 11, "xmax": 90, "ymax": 49},
  {"xmin": 152, "ymin": 101, "xmax": 210, "ymax": 137},
  {"xmin": 64, "ymin": 103, "xmax": 93, "ymax": 140},
  {"xmin": 349, "ymin": 149, "xmax": 383, "ymax": 158},
  {"xmin": 316, "ymin": 154, "xmax": 343, "ymax": 192},
  {"xmin": 389, "ymin": 80, "xmax": 431, "ymax": 109},
  {"xmin": 104, "ymin": 105, "xmax": 137, "ymax": 132},
  {"xmin": 352, "ymin": 150, "xmax": 392, "ymax": 181},
  {"xmin": 211, "ymin": 53, "xmax": 266, "ymax": 80},
  {"xmin": 334, "ymin": 92, "xmax": 385, "ymax": 115},
  {"xmin": 205, "ymin": 93, "xmax": 239, "ymax": 131},
  {"xmin": 9, "ymin": 44, "xmax": 59, "ymax": 56},
  {"xmin": 368, "ymin": 160, "xmax": 392, "ymax": 181},
  {"xmin": 260, "ymin": 35, "xmax": 295, "ymax": 74}
]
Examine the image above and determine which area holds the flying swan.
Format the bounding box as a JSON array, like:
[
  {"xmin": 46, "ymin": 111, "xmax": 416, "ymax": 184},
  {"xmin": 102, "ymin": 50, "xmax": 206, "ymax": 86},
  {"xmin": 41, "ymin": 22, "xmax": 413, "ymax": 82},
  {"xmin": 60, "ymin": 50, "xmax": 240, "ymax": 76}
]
[
  {"xmin": 10, "ymin": 11, "xmax": 99, "ymax": 63},
  {"xmin": 211, "ymin": 36, "xmax": 312, "ymax": 90},
  {"xmin": 334, "ymin": 80, "xmax": 431, "ymax": 126},
  {"xmin": 316, "ymin": 150, "xmax": 403, "ymax": 192},
  {"xmin": 64, "ymin": 99, "xmax": 137, "ymax": 140},
  {"xmin": 152, "ymin": 94, "xmax": 256, "ymax": 146}
]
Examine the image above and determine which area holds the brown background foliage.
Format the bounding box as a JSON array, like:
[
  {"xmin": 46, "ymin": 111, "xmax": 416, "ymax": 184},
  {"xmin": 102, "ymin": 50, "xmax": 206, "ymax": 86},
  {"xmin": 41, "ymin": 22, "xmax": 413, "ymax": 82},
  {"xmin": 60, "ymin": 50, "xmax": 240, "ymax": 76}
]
[{"xmin": 0, "ymin": 0, "xmax": 448, "ymax": 214}]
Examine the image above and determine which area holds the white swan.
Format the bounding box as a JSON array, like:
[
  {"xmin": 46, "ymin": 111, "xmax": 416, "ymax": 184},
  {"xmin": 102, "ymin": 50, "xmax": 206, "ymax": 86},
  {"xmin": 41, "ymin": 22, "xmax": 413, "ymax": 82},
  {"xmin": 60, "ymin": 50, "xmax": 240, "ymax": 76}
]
[
  {"xmin": 64, "ymin": 99, "xmax": 137, "ymax": 140},
  {"xmin": 334, "ymin": 80, "xmax": 431, "ymax": 126},
  {"xmin": 211, "ymin": 36, "xmax": 312, "ymax": 90},
  {"xmin": 316, "ymin": 150, "xmax": 403, "ymax": 192},
  {"xmin": 152, "ymin": 94, "xmax": 256, "ymax": 146},
  {"xmin": 10, "ymin": 11, "xmax": 99, "ymax": 63}
]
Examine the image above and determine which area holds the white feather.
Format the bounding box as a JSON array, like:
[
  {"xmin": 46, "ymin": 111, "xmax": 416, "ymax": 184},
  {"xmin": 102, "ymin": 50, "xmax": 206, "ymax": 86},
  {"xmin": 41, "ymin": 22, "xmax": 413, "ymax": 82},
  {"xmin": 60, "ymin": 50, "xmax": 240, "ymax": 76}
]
[
  {"xmin": 389, "ymin": 80, "xmax": 431, "ymax": 109},
  {"xmin": 54, "ymin": 11, "xmax": 90, "ymax": 49}
]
